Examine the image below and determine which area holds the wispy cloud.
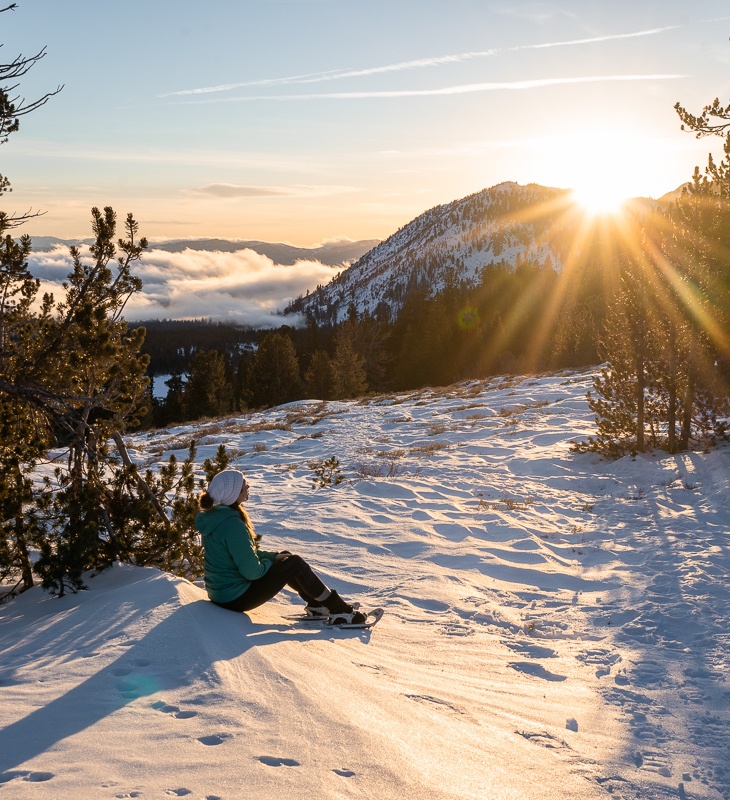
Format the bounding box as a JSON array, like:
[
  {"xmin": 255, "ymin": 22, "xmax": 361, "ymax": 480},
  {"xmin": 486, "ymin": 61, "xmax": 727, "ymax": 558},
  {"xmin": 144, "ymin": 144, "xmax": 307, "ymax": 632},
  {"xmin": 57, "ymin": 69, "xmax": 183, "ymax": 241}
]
[
  {"xmin": 187, "ymin": 183, "xmax": 359, "ymax": 199},
  {"xmin": 159, "ymin": 54, "xmax": 500, "ymax": 97},
  {"xmin": 170, "ymin": 74, "xmax": 686, "ymax": 105},
  {"xmin": 9, "ymin": 141, "xmax": 318, "ymax": 172},
  {"xmin": 524, "ymin": 26, "xmax": 680, "ymax": 49},
  {"xmin": 160, "ymin": 18, "xmax": 715, "ymax": 99},
  {"xmin": 189, "ymin": 184, "xmax": 291, "ymax": 198}
]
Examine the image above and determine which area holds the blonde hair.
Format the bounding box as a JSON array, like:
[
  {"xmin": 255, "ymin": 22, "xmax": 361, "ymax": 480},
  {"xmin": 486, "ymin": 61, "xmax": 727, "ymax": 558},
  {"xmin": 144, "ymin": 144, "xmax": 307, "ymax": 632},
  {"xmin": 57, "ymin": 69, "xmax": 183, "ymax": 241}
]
[
  {"xmin": 199, "ymin": 491, "xmax": 215, "ymax": 510},
  {"xmin": 199, "ymin": 493, "xmax": 260, "ymax": 544}
]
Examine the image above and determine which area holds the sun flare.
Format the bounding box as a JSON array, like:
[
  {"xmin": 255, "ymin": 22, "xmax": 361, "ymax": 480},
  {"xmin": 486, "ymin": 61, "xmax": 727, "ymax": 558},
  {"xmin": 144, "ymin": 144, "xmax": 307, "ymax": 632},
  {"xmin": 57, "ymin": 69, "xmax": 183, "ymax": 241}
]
[
  {"xmin": 571, "ymin": 183, "xmax": 628, "ymax": 216},
  {"xmin": 541, "ymin": 128, "xmax": 666, "ymax": 218}
]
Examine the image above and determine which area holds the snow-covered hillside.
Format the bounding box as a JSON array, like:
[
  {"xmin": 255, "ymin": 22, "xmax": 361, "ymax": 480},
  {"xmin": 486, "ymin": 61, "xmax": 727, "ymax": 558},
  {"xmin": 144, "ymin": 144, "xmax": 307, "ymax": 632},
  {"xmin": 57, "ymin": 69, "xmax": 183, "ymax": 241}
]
[
  {"xmin": 287, "ymin": 182, "xmax": 658, "ymax": 325},
  {"xmin": 2, "ymin": 369, "xmax": 729, "ymax": 800},
  {"xmin": 288, "ymin": 183, "xmax": 572, "ymax": 323}
]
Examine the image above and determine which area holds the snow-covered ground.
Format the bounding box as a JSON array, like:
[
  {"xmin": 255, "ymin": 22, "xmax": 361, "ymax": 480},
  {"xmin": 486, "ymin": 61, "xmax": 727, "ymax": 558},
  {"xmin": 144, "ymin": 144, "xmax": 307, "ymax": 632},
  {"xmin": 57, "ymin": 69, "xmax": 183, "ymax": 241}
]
[{"xmin": 2, "ymin": 369, "xmax": 729, "ymax": 800}]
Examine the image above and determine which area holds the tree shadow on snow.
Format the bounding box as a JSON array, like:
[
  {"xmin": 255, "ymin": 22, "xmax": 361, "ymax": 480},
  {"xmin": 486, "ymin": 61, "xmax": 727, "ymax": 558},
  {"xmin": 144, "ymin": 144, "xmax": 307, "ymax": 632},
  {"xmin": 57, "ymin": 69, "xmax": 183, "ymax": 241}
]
[{"xmin": 0, "ymin": 571, "xmax": 356, "ymax": 779}]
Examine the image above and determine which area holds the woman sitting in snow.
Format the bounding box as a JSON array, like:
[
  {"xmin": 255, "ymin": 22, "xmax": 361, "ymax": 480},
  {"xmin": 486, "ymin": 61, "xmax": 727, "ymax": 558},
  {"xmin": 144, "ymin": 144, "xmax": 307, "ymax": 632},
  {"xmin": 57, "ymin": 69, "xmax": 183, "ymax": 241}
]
[{"xmin": 195, "ymin": 469, "xmax": 365, "ymax": 624}]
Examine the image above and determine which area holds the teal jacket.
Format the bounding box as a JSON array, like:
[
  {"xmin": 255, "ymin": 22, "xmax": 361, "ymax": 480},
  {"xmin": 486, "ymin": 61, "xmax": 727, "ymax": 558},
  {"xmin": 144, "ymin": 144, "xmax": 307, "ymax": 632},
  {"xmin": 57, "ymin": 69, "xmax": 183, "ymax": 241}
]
[{"xmin": 195, "ymin": 505, "xmax": 277, "ymax": 603}]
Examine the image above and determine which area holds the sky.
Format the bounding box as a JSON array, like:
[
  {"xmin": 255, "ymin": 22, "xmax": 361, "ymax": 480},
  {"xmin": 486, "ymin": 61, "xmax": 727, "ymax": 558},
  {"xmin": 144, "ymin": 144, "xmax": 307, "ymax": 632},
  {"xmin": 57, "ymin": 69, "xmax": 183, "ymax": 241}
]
[{"xmin": 5, "ymin": 0, "xmax": 730, "ymax": 246}]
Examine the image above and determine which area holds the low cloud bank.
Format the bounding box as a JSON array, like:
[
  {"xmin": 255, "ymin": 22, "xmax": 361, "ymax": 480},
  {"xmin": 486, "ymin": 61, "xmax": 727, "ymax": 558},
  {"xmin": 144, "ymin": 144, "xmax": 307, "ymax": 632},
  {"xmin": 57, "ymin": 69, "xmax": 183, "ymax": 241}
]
[{"xmin": 27, "ymin": 246, "xmax": 341, "ymax": 327}]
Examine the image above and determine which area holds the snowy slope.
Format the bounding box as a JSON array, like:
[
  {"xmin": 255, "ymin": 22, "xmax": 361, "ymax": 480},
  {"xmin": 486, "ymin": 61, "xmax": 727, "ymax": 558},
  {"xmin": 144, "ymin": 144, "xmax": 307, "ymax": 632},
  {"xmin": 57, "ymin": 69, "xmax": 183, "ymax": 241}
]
[{"xmin": 2, "ymin": 369, "xmax": 729, "ymax": 800}]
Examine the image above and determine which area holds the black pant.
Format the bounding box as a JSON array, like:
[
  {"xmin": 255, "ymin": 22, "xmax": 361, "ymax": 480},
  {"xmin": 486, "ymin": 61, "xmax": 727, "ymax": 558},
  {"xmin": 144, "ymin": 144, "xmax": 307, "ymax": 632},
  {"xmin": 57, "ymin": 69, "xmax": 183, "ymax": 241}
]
[{"xmin": 213, "ymin": 552, "xmax": 328, "ymax": 613}]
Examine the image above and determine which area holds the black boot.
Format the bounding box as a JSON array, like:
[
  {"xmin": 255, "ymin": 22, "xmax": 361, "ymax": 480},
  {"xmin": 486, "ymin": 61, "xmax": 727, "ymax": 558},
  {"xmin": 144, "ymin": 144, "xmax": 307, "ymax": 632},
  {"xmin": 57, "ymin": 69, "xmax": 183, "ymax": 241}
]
[{"xmin": 324, "ymin": 590, "xmax": 367, "ymax": 624}]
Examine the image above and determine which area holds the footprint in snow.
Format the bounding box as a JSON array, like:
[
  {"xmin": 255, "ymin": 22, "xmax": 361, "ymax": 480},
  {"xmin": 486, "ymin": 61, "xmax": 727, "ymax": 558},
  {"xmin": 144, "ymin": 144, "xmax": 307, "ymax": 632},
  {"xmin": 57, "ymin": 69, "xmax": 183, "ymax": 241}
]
[
  {"xmin": 505, "ymin": 640, "xmax": 557, "ymax": 659},
  {"xmin": 509, "ymin": 662, "xmax": 567, "ymax": 682},
  {"xmin": 576, "ymin": 647, "xmax": 621, "ymax": 678},
  {"xmin": 151, "ymin": 701, "xmax": 198, "ymax": 719},
  {"xmin": 198, "ymin": 734, "xmax": 231, "ymax": 746},
  {"xmin": 0, "ymin": 771, "xmax": 55, "ymax": 784},
  {"xmin": 405, "ymin": 694, "xmax": 463, "ymax": 714},
  {"xmin": 440, "ymin": 623, "xmax": 474, "ymax": 637},
  {"xmin": 258, "ymin": 756, "xmax": 300, "ymax": 767},
  {"xmin": 635, "ymin": 749, "xmax": 672, "ymax": 777}
]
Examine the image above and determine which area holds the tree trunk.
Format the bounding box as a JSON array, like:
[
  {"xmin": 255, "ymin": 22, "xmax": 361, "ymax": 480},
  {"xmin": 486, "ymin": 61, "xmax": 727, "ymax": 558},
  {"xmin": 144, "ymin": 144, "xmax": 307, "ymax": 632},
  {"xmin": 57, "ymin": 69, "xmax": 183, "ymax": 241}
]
[
  {"xmin": 667, "ymin": 324, "xmax": 677, "ymax": 453},
  {"xmin": 636, "ymin": 362, "xmax": 645, "ymax": 452},
  {"xmin": 680, "ymin": 325, "xmax": 697, "ymax": 450},
  {"xmin": 12, "ymin": 466, "xmax": 34, "ymax": 591},
  {"xmin": 111, "ymin": 431, "xmax": 172, "ymax": 531}
]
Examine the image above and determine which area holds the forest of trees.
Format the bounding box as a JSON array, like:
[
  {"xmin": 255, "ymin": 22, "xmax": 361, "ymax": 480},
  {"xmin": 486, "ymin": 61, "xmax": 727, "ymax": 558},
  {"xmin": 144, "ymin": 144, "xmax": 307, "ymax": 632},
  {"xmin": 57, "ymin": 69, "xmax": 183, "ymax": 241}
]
[
  {"xmin": 143, "ymin": 251, "xmax": 612, "ymax": 428},
  {"xmin": 577, "ymin": 97, "xmax": 730, "ymax": 456}
]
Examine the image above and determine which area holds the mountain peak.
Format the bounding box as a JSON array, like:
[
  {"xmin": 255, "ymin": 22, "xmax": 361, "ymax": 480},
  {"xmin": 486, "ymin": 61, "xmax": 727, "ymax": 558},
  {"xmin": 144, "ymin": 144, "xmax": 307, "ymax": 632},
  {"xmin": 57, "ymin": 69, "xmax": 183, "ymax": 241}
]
[{"xmin": 286, "ymin": 181, "xmax": 571, "ymax": 324}]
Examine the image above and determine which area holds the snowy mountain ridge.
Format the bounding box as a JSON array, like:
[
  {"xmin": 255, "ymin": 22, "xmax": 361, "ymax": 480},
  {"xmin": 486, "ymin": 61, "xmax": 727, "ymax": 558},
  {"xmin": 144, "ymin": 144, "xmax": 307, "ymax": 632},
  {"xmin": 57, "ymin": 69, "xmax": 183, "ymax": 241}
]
[
  {"xmin": 287, "ymin": 181, "xmax": 656, "ymax": 325},
  {"xmin": 287, "ymin": 182, "xmax": 574, "ymax": 323}
]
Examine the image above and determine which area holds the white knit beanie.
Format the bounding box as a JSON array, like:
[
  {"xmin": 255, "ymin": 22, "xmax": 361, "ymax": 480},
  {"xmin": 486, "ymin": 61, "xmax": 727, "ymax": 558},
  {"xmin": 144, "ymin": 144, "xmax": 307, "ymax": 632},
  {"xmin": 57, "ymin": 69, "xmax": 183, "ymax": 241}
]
[{"xmin": 208, "ymin": 469, "xmax": 245, "ymax": 506}]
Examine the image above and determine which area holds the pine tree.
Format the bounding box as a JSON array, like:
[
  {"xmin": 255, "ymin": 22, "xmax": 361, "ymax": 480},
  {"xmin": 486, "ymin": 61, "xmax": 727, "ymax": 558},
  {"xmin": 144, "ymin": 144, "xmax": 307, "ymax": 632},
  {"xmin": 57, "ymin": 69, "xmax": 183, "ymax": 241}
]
[
  {"xmin": 304, "ymin": 349, "xmax": 335, "ymax": 399},
  {"xmin": 157, "ymin": 372, "xmax": 184, "ymax": 425},
  {"xmin": 578, "ymin": 254, "xmax": 661, "ymax": 456},
  {"xmin": 247, "ymin": 331, "xmax": 303, "ymax": 408},
  {"xmin": 182, "ymin": 349, "xmax": 230, "ymax": 420},
  {"xmin": 331, "ymin": 324, "xmax": 367, "ymax": 399},
  {"xmin": 0, "ymin": 8, "xmax": 62, "ymax": 597},
  {"xmin": 30, "ymin": 208, "xmax": 151, "ymax": 595},
  {"xmin": 0, "ymin": 232, "xmax": 48, "ymax": 595}
]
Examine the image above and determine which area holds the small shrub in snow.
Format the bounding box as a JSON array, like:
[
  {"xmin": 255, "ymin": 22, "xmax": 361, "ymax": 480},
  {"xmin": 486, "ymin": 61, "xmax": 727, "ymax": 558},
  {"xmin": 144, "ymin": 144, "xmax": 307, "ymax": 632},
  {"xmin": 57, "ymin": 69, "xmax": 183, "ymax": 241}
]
[
  {"xmin": 353, "ymin": 459, "xmax": 403, "ymax": 480},
  {"xmin": 480, "ymin": 493, "xmax": 532, "ymax": 512},
  {"xmin": 309, "ymin": 456, "xmax": 344, "ymax": 488},
  {"xmin": 408, "ymin": 442, "xmax": 449, "ymax": 456}
]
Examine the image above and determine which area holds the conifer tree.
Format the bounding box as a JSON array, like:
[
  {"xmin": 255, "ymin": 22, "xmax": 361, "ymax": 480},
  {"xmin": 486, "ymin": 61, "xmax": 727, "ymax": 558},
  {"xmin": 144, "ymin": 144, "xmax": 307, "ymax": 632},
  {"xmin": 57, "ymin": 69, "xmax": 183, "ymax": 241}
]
[
  {"xmin": 157, "ymin": 372, "xmax": 184, "ymax": 425},
  {"xmin": 0, "ymin": 6, "xmax": 62, "ymax": 596},
  {"xmin": 331, "ymin": 323, "xmax": 367, "ymax": 399},
  {"xmin": 578, "ymin": 86, "xmax": 730, "ymax": 456},
  {"xmin": 247, "ymin": 331, "xmax": 303, "ymax": 408},
  {"xmin": 31, "ymin": 208, "xmax": 150, "ymax": 595},
  {"xmin": 182, "ymin": 349, "xmax": 230, "ymax": 420},
  {"xmin": 577, "ymin": 244, "xmax": 660, "ymax": 456},
  {"xmin": 304, "ymin": 349, "xmax": 335, "ymax": 399}
]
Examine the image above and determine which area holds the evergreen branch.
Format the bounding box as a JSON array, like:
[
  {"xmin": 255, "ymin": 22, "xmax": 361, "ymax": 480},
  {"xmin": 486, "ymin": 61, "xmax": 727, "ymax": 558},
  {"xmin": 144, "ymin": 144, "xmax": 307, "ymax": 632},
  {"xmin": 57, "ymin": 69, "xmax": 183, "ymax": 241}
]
[{"xmin": 111, "ymin": 431, "xmax": 172, "ymax": 532}]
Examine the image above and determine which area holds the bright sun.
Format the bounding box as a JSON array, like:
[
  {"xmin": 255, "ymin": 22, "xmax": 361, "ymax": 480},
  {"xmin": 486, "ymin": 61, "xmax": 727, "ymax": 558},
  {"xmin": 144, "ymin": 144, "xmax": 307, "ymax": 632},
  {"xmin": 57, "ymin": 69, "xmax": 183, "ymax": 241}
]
[
  {"xmin": 542, "ymin": 128, "xmax": 660, "ymax": 217},
  {"xmin": 571, "ymin": 183, "xmax": 628, "ymax": 216}
]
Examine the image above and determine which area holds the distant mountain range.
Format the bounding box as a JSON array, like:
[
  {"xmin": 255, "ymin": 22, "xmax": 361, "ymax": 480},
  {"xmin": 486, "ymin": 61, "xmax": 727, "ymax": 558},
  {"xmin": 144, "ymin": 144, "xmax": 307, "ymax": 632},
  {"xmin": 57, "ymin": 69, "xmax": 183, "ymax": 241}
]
[
  {"xmin": 29, "ymin": 236, "xmax": 380, "ymax": 268},
  {"xmin": 286, "ymin": 181, "xmax": 663, "ymax": 325}
]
